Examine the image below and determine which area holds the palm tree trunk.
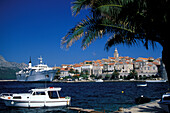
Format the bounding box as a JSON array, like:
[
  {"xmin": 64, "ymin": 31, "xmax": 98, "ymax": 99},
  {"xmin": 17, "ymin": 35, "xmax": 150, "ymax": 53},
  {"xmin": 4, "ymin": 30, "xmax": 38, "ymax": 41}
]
[
  {"xmin": 162, "ymin": 43, "xmax": 170, "ymax": 112},
  {"xmin": 162, "ymin": 45, "xmax": 169, "ymax": 82}
]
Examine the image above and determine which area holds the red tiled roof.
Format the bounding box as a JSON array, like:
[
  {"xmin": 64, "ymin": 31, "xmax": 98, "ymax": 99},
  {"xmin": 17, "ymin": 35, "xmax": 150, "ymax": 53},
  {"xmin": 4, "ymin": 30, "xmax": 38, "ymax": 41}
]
[
  {"xmin": 136, "ymin": 60, "xmax": 143, "ymax": 62},
  {"xmin": 108, "ymin": 63, "xmax": 115, "ymax": 65},
  {"xmin": 152, "ymin": 62, "xmax": 160, "ymax": 65},
  {"xmin": 109, "ymin": 57, "xmax": 116, "ymax": 59}
]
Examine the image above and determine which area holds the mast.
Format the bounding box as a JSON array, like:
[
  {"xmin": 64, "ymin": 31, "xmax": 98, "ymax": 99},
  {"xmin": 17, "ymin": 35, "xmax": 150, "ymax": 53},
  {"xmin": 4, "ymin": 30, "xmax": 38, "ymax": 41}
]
[{"xmin": 38, "ymin": 56, "xmax": 43, "ymax": 64}]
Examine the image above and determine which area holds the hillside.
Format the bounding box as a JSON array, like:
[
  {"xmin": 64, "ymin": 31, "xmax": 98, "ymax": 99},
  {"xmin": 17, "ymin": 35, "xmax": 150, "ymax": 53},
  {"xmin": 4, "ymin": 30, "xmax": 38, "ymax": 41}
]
[{"xmin": 0, "ymin": 55, "xmax": 27, "ymax": 80}]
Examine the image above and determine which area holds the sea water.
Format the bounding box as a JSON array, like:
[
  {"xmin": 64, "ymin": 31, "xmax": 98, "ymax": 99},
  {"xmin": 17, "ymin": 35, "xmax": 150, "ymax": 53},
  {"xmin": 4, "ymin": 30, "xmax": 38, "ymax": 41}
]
[{"xmin": 0, "ymin": 81, "xmax": 169, "ymax": 113}]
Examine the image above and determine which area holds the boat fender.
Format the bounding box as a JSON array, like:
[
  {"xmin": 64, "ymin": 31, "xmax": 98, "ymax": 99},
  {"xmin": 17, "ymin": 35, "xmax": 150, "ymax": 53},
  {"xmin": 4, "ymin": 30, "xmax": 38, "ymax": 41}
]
[{"xmin": 67, "ymin": 100, "xmax": 69, "ymax": 105}]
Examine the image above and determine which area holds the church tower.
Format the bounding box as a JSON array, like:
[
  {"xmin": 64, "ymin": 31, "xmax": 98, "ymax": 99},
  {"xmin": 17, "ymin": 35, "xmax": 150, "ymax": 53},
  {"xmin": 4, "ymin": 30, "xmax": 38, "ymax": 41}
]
[
  {"xmin": 114, "ymin": 48, "xmax": 119, "ymax": 62},
  {"xmin": 114, "ymin": 48, "xmax": 119, "ymax": 58}
]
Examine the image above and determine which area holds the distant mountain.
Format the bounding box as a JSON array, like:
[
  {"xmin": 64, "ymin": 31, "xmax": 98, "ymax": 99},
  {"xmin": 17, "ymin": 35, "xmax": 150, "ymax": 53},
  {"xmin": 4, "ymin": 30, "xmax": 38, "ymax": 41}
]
[
  {"xmin": 0, "ymin": 55, "xmax": 27, "ymax": 80},
  {"xmin": 0, "ymin": 55, "xmax": 27, "ymax": 69}
]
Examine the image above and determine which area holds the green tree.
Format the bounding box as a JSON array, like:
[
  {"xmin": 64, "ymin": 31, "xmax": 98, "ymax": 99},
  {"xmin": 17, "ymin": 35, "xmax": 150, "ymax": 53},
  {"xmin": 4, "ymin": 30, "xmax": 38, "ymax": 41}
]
[
  {"xmin": 104, "ymin": 74, "xmax": 111, "ymax": 80},
  {"xmin": 85, "ymin": 70, "xmax": 89, "ymax": 75},
  {"xmin": 61, "ymin": 0, "xmax": 170, "ymax": 81},
  {"xmin": 128, "ymin": 70, "xmax": 138, "ymax": 80},
  {"xmin": 54, "ymin": 69, "xmax": 61, "ymax": 80},
  {"xmin": 90, "ymin": 74, "xmax": 95, "ymax": 79},
  {"xmin": 111, "ymin": 70, "xmax": 119, "ymax": 80},
  {"xmin": 75, "ymin": 69, "xmax": 79, "ymax": 75},
  {"xmin": 69, "ymin": 69, "xmax": 75, "ymax": 74}
]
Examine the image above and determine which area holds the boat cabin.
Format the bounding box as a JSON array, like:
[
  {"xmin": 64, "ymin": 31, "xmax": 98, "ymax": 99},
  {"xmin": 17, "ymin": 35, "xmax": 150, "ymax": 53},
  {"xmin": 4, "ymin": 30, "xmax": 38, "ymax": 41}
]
[
  {"xmin": 30, "ymin": 87, "xmax": 62, "ymax": 99},
  {"xmin": 161, "ymin": 93, "xmax": 170, "ymax": 102}
]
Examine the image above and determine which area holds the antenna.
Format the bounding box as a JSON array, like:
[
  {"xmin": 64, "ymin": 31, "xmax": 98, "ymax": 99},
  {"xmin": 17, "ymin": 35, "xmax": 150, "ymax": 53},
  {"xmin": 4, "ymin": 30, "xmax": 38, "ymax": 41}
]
[{"xmin": 29, "ymin": 56, "xmax": 31, "ymax": 63}]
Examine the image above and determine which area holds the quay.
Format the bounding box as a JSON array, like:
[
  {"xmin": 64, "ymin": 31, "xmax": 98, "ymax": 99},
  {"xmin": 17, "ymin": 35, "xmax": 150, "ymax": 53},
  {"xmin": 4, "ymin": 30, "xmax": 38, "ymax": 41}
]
[
  {"xmin": 115, "ymin": 99, "xmax": 165, "ymax": 113},
  {"xmin": 69, "ymin": 100, "xmax": 165, "ymax": 113},
  {"xmin": 68, "ymin": 107, "xmax": 103, "ymax": 113},
  {"xmin": 0, "ymin": 80, "xmax": 17, "ymax": 82}
]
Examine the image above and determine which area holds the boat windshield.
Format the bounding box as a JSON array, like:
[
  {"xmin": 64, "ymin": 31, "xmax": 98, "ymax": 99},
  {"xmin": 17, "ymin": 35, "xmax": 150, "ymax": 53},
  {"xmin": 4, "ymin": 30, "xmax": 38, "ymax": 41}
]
[
  {"xmin": 33, "ymin": 92, "xmax": 46, "ymax": 95},
  {"xmin": 48, "ymin": 91, "xmax": 59, "ymax": 99},
  {"xmin": 163, "ymin": 96, "xmax": 170, "ymax": 100}
]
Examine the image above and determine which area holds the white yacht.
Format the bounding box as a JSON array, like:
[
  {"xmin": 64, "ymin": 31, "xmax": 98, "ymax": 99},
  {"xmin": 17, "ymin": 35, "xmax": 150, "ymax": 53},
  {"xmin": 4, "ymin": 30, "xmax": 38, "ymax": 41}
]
[
  {"xmin": 16, "ymin": 57, "xmax": 56, "ymax": 82},
  {"xmin": 0, "ymin": 87, "xmax": 71, "ymax": 107}
]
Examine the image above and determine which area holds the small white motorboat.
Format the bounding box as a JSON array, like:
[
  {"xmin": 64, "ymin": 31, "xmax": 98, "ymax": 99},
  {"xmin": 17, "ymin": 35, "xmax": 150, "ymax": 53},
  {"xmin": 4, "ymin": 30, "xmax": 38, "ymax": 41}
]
[
  {"xmin": 0, "ymin": 87, "xmax": 71, "ymax": 107},
  {"xmin": 137, "ymin": 83, "xmax": 147, "ymax": 87},
  {"xmin": 158, "ymin": 92, "xmax": 170, "ymax": 112},
  {"xmin": 95, "ymin": 79, "xmax": 103, "ymax": 82}
]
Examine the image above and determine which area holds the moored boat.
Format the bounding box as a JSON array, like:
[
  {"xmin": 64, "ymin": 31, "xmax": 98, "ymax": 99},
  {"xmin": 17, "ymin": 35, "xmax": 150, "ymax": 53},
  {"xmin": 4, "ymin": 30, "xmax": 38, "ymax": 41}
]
[
  {"xmin": 0, "ymin": 87, "xmax": 71, "ymax": 107},
  {"xmin": 16, "ymin": 57, "xmax": 57, "ymax": 82},
  {"xmin": 158, "ymin": 92, "xmax": 170, "ymax": 112},
  {"xmin": 95, "ymin": 79, "xmax": 103, "ymax": 82},
  {"xmin": 137, "ymin": 83, "xmax": 147, "ymax": 87}
]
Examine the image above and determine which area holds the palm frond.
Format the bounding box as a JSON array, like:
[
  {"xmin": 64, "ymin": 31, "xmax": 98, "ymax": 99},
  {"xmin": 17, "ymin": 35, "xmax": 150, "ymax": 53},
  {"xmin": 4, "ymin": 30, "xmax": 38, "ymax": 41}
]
[
  {"xmin": 105, "ymin": 32, "xmax": 141, "ymax": 51},
  {"xmin": 61, "ymin": 16, "xmax": 104, "ymax": 49},
  {"xmin": 71, "ymin": 0, "xmax": 92, "ymax": 16}
]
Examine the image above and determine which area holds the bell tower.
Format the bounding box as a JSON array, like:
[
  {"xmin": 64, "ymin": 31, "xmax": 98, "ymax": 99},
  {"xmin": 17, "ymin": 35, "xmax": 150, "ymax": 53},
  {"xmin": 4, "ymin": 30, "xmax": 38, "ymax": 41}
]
[{"xmin": 114, "ymin": 48, "xmax": 119, "ymax": 58}]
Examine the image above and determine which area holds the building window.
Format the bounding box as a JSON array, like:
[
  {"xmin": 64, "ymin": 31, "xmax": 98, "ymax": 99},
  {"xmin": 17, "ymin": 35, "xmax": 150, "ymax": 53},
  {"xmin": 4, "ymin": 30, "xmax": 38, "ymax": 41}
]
[{"xmin": 153, "ymin": 67, "xmax": 155, "ymax": 70}]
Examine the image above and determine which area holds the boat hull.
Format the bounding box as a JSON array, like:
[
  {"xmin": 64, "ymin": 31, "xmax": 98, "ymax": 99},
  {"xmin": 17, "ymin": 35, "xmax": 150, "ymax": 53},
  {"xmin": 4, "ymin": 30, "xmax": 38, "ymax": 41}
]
[
  {"xmin": 16, "ymin": 70, "xmax": 56, "ymax": 82},
  {"xmin": 2, "ymin": 99, "xmax": 71, "ymax": 107}
]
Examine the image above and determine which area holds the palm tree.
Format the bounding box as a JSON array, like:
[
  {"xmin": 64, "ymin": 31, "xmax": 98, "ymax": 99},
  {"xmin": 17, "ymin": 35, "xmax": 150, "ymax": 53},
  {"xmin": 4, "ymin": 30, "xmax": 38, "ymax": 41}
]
[{"xmin": 61, "ymin": 0, "xmax": 170, "ymax": 81}]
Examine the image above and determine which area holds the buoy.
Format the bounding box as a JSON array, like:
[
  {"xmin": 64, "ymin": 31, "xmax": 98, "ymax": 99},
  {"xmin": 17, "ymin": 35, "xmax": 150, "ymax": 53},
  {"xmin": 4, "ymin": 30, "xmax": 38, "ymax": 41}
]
[{"xmin": 122, "ymin": 91, "xmax": 124, "ymax": 93}]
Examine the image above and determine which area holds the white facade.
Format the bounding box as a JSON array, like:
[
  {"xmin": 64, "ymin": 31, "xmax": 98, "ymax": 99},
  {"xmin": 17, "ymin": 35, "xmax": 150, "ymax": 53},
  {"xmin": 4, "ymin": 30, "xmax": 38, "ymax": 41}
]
[{"xmin": 58, "ymin": 48, "xmax": 162, "ymax": 79}]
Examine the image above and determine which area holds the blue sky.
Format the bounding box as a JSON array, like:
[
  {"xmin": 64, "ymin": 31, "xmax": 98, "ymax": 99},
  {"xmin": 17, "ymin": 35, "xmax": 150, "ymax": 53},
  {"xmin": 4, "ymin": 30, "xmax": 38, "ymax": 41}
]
[{"xmin": 0, "ymin": 0, "xmax": 163, "ymax": 66}]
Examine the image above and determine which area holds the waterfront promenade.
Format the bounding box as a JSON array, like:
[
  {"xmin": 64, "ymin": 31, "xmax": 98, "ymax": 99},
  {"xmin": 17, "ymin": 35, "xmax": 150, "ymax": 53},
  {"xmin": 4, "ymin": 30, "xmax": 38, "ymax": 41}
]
[
  {"xmin": 69, "ymin": 100, "xmax": 165, "ymax": 113},
  {"xmin": 116, "ymin": 100, "xmax": 165, "ymax": 113}
]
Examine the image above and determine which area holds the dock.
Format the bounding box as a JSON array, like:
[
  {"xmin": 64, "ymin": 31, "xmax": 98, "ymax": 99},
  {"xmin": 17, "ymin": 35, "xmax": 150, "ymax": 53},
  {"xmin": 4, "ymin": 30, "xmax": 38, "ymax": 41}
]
[
  {"xmin": 115, "ymin": 99, "xmax": 165, "ymax": 113},
  {"xmin": 68, "ymin": 107, "xmax": 103, "ymax": 113},
  {"xmin": 68, "ymin": 100, "xmax": 165, "ymax": 113}
]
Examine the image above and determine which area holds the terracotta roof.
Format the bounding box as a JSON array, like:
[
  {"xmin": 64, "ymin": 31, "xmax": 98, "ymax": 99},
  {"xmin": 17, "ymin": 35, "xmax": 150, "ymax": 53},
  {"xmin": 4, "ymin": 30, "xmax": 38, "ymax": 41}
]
[
  {"xmin": 155, "ymin": 58, "xmax": 160, "ymax": 61},
  {"xmin": 148, "ymin": 64, "xmax": 152, "ymax": 67},
  {"xmin": 152, "ymin": 62, "xmax": 160, "ymax": 65},
  {"xmin": 140, "ymin": 57, "xmax": 149, "ymax": 60},
  {"xmin": 136, "ymin": 60, "xmax": 143, "ymax": 62},
  {"xmin": 53, "ymin": 67, "xmax": 61, "ymax": 69},
  {"xmin": 130, "ymin": 57, "xmax": 134, "ymax": 59},
  {"xmin": 60, "ymin": 67, "xmax": 74, "ymax": 71},
  {"xmin": 73, "ymin": 64, "xmax": 82, "ymax": 67},
  {"xmin": 109, "ymin": 57, "xmax": 116, "ymax": 59},
  {"xmin": 84, "ymin": 61, "xmax": 92, "ymax": 62},
  {"xmin": 108, "ymin": 63, "xmax": 115, "ymax": 65},
  {"xmin": 102, "ymin": 59, "xmax": 110, "ymax": 62}
]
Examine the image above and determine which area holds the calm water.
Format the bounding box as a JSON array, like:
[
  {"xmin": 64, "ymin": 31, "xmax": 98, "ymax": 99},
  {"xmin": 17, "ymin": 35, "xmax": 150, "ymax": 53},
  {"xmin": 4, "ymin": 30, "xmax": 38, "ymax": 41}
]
[{"xmin": 0, "ymin": 81, "xmax": 169, "ymax": 113}]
